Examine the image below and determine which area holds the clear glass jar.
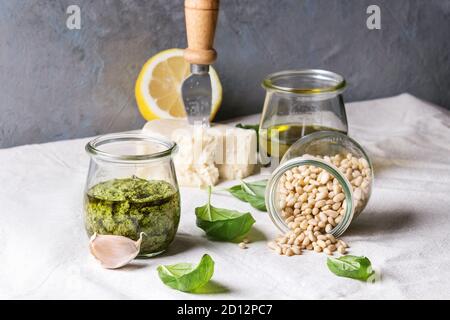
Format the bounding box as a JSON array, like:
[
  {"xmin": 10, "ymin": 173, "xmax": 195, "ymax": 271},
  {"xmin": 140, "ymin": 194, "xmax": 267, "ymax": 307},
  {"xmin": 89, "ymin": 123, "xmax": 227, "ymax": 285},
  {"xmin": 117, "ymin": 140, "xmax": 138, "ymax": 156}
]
[
  {"xmin": 84, "ymin": 132, "xmax": 180, "ymax": 257},
  {"xmin": 265, "ymin": 131, "xmax": 373, "ymax": 237},
  {"xmin": 259, "ymin": 69, "xmax": 348, "ymax": 164}
]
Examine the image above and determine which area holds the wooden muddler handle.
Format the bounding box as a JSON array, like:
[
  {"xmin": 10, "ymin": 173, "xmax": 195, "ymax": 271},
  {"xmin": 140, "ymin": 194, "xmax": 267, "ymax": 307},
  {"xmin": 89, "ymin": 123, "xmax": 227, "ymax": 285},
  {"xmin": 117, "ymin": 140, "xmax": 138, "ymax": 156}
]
[{"xmin": 184, "ymin": 0, "xmax": 219, "ymax": 65}]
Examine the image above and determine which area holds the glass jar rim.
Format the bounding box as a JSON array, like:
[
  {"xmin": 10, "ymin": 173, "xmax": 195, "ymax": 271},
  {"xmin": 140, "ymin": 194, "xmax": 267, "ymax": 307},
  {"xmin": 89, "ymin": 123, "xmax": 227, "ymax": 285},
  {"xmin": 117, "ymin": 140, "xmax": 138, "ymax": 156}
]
[
  {"xmin": 265, "ymin": 156, "xmax": 355, "ymax": 238},
  {"xmin": 262, "ymin": 69, "xmax": 346, "ymax": 95},
  {"xmin": 282, "ymin": 131, "xmax": 372, "ymax": 166},
  {"xmin": 86, "ymin": 132, "xmax": 177, "ymax": 163}
]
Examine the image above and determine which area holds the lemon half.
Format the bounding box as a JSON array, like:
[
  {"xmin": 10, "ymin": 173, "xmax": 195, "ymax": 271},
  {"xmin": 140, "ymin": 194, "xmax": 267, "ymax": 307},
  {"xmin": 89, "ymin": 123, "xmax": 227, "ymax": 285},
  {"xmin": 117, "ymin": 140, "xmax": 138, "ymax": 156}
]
[{"xmin": 135, "ymin": 48, "xmax": 222, "ymax": 121}]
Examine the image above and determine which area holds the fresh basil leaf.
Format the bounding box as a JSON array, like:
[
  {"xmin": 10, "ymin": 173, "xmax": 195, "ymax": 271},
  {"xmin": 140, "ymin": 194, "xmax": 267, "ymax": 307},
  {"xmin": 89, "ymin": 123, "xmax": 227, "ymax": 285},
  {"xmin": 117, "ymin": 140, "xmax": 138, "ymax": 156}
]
[
  {"xmin": 227, "ymin": 185, "xmax": 249, "ymax": 202},
  {"xmin": 157, "ymin": 254, "xmax": 215, "ymax": 292},
  {"xmin": 245, "ymin": 194, "xmax": 267, "ymax": 211},
  {"xmin": 245, "ymin": 180, "xmax": 267, "ymax": 187},
  {"xmin": 196, "ymin": 187, "xmax": 255, "ymax": 241},
  {"xmin": 327, "ymin": 255, "xmax": 375, "ymax": 281},
  {"xmin": 227, "ymin": 180, "xmax": 268, "ymax": 211},
  {"xmin": 241, "ymin": 180, "xmax": 267, "ymax": 198}
]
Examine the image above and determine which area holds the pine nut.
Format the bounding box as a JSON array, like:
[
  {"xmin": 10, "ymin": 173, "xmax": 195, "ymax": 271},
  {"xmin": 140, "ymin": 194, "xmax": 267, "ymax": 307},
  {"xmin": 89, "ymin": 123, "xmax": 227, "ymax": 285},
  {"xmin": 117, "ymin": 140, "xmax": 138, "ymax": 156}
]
[
  {"xmin": 296, "ymin": 233, "xmax": 305, "ymax": 242},
  {"xmin": 333, "ymin": 193, "xmax": 345, "ymax": 202},
  {"xmin": 316, "ymin": 192, "xmax": 327, "ymax": 200},
  {"xmin": 318, "ymin": 171, "xmax": 330, "ymax": 184},
  {"xmin": 332, "ymin": 202, "xmax": 341, "ymax": 211},
  {"xmin": 300, "ymin": 220, "xmax": 308, "ymax": 229},
  {"xmin": 324, "ymin": 210, "xmax": 339, "ymax": 218},
  {"xmin": 338, "ymin": 246, "xmax": 346, "ymax": 254},
  {"xmin": 286, "ymin": 216, "xmax": 295, "ymax": 224},
  {"xmin": 317, "ymin": 240, "xmax": 327, "ymax": 248},
  {"xmin": 338, "ymin": 240, "xmax": 348, "ymax": 248},
  {"xmin": 332, "ymin": 184, "xmax": 341, "ymax": 194},
  {"xmin": 324, "ymin": 248, "xmax": 333, "ymax": 255},
  {"xmin": 353, "ymin": 176, "xmax": 363, "ymax": 187},
  {"xmin": 318, "ymin": 186, "xmax": 328, "ymax": 194},
  {"xmin": 326, "ymin": 234, "xmax": 336, "ymax": 243},
  {"xmin": 239, "ymin": 242, "xmax": 248, "ymax": 249},
  {"xmin": 315, "ymin": 200, "xmax": 326, "ymax": 208},
  {"xmin": 267, "ymin": 242, "xmax": 277, "ymax": 250},
  {"xmin": 302, "ymin": 237, "xmax": 311, "ymax": 247},
  {"xmin": 292, "ymin": 246, "xmax": 302, "ymax": 255},
  {"xmin": 328, "ymin": 217, "xmax": 336, "ymax": 227},
  {"xmin": 359, "ymin": 158, "xmax": 369, "ymax": 169}
]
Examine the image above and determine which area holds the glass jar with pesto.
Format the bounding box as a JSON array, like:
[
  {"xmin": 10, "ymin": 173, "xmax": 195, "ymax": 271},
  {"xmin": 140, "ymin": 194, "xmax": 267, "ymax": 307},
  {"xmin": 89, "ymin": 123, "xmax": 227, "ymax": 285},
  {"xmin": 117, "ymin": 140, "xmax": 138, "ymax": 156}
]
[{"xmin": 84, "ymin": 132, "xmax": 180, "ymax": 257}]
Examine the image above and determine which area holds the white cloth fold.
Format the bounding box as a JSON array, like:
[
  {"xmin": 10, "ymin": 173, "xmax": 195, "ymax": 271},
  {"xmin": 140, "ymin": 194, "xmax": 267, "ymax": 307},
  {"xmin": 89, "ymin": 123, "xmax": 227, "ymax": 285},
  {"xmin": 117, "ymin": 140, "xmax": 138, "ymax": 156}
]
[{"xmin": 1, "ymin": 93, "xmax": 449, "ymax": 299}]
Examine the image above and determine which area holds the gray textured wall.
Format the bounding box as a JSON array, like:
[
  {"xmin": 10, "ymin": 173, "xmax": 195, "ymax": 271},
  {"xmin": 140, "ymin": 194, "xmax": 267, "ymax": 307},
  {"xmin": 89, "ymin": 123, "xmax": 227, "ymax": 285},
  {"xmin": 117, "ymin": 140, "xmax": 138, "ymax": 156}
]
[{"xmin": 1, "ymin": 0, "xmax": 449, "ymax": 148}]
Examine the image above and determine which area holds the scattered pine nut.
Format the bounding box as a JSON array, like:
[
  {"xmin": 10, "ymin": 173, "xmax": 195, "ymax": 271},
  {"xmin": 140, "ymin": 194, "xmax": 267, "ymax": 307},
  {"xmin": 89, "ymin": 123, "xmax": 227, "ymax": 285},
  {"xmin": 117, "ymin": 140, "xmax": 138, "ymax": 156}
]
[
  {"xmin": 338, "ymin": 246, "xmax": 347, "ymax": 254},
  {"xmin": 238, "ymin": 242, "xmax": 248, "ymax": 249}
]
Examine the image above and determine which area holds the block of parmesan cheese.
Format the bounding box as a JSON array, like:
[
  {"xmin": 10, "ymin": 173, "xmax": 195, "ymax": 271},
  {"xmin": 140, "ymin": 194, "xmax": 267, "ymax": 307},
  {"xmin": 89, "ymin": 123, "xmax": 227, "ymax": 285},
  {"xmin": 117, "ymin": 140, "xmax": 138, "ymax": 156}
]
[{"xmin": 142, "ymin": 119, "xmax": 258, "ymax": 187}]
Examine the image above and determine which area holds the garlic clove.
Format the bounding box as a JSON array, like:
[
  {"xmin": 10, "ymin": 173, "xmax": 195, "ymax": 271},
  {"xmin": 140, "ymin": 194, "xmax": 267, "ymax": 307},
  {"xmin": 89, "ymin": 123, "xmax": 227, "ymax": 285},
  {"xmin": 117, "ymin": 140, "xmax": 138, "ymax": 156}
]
[{"xmin": 89, "ymin": 232, "xmax": 144, "ymax": 269}]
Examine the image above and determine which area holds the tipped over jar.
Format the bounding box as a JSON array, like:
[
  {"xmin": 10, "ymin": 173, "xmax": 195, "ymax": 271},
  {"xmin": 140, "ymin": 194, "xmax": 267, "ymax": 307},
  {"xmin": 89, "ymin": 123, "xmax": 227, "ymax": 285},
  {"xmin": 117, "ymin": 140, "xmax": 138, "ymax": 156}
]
[{"xmin": 265, "ymin": 131, "xmax": 374, "ymax": 237}]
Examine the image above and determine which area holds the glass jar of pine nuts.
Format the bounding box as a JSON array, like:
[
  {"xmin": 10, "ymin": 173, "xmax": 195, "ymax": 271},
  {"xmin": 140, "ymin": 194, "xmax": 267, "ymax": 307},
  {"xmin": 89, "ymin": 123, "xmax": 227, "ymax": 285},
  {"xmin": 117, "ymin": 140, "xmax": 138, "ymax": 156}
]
[{"xmin": 265, "ymin": 131, "xmax": 373, "ymax": 237}]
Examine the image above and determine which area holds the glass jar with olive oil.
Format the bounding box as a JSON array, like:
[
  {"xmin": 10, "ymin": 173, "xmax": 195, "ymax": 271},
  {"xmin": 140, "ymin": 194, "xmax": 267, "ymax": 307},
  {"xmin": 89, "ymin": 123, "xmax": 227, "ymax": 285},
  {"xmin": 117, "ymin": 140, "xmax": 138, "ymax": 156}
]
[{"xmin": 259, "ymin": 70, "xmax": 348, "ymax": 164}]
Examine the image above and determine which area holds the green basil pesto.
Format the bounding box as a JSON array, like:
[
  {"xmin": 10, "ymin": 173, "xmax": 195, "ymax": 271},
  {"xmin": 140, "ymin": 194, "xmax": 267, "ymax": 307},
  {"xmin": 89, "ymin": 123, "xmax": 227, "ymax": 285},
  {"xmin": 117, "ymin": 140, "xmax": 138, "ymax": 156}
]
[{"xmin": 85, "ymin": 177, "xmax": 180, "ymax": 255}]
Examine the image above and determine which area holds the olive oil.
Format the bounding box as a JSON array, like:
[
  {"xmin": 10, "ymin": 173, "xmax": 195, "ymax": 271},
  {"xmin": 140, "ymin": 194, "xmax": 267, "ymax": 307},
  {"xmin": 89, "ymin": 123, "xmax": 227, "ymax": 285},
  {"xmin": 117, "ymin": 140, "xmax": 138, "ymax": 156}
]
[{"xmin": 259, "ymin": 124, "xmax": 346, "ymax": 159}]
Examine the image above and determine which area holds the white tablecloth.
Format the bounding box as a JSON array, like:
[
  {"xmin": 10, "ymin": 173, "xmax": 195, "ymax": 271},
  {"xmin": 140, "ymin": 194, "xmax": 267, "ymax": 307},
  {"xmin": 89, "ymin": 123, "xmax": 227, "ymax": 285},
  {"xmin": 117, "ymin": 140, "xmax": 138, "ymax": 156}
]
[{"xmin": 1, "ymin": 93, "xmax": 450, "ymax": 300}]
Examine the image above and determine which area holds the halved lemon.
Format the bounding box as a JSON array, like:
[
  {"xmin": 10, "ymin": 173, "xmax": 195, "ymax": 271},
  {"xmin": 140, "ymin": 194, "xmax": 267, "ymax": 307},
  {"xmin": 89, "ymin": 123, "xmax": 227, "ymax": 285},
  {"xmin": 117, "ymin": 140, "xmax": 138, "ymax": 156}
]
[{"xmin": 135, "ymin": 48, "xmax": 222, "ymax": 121}]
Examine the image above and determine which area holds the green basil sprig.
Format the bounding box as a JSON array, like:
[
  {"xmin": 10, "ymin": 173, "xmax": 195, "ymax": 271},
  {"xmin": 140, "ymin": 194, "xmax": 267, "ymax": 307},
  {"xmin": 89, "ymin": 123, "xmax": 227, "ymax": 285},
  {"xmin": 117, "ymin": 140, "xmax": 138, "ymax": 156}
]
[
  {"xmin": 327, "ymin": 255, "xmax": 375, "ymax": 281},
  {"xmin": 157, "ymin": 254, "xmax": 215, "ymax": 292},
  {"xmin": 196, "ymin": 187, "xmax": 255, "ymax": 241},
  {"xmin": 227, "ymin": 180, "xmax": 267, "ymax": 211}
]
